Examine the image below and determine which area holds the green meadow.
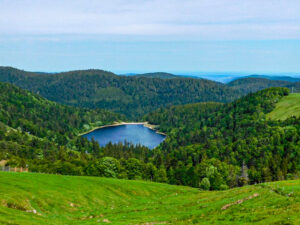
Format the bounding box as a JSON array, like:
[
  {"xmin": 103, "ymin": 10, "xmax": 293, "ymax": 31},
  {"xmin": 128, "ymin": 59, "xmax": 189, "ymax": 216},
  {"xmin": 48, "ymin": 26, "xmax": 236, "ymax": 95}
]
[
  {"xmin": 267, "ymin": 93, "xmax": 300, "ymax": 120},
  {"xmin": 0, "ymin": 172, "xmax": 299, "ymax": 225}
]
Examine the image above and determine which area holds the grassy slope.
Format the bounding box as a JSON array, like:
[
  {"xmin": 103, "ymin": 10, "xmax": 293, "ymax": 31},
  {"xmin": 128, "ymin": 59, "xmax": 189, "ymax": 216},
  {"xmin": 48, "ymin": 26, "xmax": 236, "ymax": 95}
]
[
  {"xmin": 267, "ymin": 93, "xmax": 300, "ymax": 120},
  {"xmin": 0, "ymin": 172, "xmax": 299, "ymax": 225}
]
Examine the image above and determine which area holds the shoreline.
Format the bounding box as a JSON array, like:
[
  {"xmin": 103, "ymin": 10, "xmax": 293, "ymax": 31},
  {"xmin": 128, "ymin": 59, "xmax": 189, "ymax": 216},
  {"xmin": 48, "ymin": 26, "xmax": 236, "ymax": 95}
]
[
  {"xmin": 143, "ymin": 122, "xmax": 167, "ymax": 136},
  {"xmin": 79, "ymin": 122, "xmax": 167, "ymax": 136}
]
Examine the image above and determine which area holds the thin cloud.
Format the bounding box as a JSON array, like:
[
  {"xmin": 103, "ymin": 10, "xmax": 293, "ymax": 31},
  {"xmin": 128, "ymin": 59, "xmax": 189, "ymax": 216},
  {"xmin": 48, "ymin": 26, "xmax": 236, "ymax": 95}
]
[{"xmin": 0, "ymin": 0, "xmax": 300, "ymax": 39}]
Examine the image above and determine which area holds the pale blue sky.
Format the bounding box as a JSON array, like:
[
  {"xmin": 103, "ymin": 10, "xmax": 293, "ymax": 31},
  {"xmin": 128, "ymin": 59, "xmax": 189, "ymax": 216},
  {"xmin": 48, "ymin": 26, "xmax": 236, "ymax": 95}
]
[{"xmin": 1, "ymin": 0, "xmax": 300, "ymax": 74}]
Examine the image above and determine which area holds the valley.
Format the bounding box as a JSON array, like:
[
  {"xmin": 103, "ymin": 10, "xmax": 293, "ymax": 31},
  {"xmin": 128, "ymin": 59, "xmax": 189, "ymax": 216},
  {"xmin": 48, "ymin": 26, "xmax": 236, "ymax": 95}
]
[
  {"xmin": 0, "ymin": 69, "xmax": 299, "ymax": 224},
  {"xmin": 2, "ymin": 1, "xmax": 300, "ymax": 224}
]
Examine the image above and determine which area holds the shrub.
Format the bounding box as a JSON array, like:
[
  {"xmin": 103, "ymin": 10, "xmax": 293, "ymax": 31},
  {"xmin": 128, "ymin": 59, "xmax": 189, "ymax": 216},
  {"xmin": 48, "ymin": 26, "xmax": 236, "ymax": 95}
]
[{"xmin": 200, "ymin": 178, "xmax": 210, "ymax": 190}]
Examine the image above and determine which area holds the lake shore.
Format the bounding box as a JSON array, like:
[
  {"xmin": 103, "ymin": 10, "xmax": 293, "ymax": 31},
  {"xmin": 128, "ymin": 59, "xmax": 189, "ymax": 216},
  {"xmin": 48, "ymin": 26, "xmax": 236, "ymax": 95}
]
[
  {"xmin": 143, "ymin": 122, "xmax": 167, "ymax": 136},
  {"xmin": 79, "ymin": 122, "xmax": 166, "ymax": 136}
]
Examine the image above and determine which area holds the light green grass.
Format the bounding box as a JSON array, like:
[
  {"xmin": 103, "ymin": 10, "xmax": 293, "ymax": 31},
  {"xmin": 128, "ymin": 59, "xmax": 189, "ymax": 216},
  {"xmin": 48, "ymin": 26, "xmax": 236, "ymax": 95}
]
[
  {"xmin": 267, "ymin": 93, "xmax": 300, "ymax": 120},
  {"xmin": 0, "ymin": 172, "xmax": 299, "ymax": 225}
]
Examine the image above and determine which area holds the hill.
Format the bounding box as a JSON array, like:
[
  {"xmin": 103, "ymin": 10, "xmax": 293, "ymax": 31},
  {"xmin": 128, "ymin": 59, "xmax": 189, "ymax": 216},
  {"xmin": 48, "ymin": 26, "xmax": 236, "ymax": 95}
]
[
  {"xmin": 3, "ymin": 67, "xmax": 300, "ymax": 119},
  {"xmin": 0, "ymin": 82, "xmax": 130, "ymax": 177},
  {"xmin": 0, "ymin": 172, "xmax": 299, "ymax": 225},
  {"xmin": 143, "ymin": 102, "xmax": 223, "ymax": 133},
  {"xmin": 0, "ymin": 67, "xmax": 240, "ymax": 119},
  {"xmin": 228, "ymin": 77, "xmax": 300, "ymax": 94},
  {"xmin": 0, "ymin": 82, "xmax": 299, "ymax": 191},
  {"xmin": 132, "ymin": 72, "xmax": 205, "ymax": 80},
  {"xmin": 248, "ymin": 74, "xmax": 300, "ymax": 82},
  {"xmin": 267, "ymin": 93, "xmax": 300, "ymax": 120},
  {"xmin": 0, "ymin": 82, "xmax": 123, "ymax": 142},
  {"xmin": 132, "ymin": 72, "xmax": 180, "ymax": 79},
  {"xmin": 145, "ymin": 88, "xmax": 300, "ymax": 187}
]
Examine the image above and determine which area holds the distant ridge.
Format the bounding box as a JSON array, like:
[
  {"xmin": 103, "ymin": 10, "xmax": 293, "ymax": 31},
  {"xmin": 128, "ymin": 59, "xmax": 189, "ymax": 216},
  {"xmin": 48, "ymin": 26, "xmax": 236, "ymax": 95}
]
[
  {"xmin": 129, "ymin": 72, "xmax": 203, "ymax": 80},
  {"xmin": 247, "ymin": 74, "xmax": 300, "ymax": 82},
  {"xmin": 132, "ymin": 72, "xmax": 179, "ymax": 79},
  {"xmin": 129, "ymin": 73, "xmax": 300, "ymax": 83},
  {"xmin": 0, "ymin": 66, "xmax": 239, "ymax": 119},
  {"xmin": 228, "ymin": 77, "xmax": 300, "ymax": 94},
  {"xmin": 1, "ymin": 66, "xmax": 299, "ymax": 119}
]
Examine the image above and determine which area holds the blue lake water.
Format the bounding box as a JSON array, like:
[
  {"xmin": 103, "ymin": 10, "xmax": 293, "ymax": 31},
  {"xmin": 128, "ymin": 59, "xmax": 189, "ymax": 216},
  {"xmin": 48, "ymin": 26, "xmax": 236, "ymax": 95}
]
[{"xmin": 83, "ymin": 124, "xmax": 166, "ymax": 149}]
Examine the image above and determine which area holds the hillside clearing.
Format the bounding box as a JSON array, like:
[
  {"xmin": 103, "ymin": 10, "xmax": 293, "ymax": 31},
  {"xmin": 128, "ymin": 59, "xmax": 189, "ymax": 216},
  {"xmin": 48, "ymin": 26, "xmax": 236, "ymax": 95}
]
[
  {"xmin": 267, "ymin": 93, "xmax": 300, "ymax": 120},
  {"xmin": 0, "ymin": 172, "xmax": 299, "ymax": 225}
]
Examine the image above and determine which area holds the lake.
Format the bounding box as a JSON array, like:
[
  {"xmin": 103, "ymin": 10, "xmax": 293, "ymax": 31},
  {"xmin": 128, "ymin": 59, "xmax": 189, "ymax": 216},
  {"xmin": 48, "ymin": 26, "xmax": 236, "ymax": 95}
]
[{"xmin": 83, "ymin": 124, "xmax": 166, "ymax": 149}]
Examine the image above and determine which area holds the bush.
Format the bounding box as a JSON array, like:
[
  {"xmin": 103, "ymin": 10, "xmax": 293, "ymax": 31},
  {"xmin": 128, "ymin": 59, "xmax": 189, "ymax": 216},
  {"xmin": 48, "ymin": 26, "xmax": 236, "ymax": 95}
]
[
  {"xmin": 97, "ymin": 157, "xmax": 120, "ymax": 178},
  {"xmin": 200, "ymin": 178, "xmax": 210, "ymax": 190},
  {"xmin": 219, "ymin": 184, "xmax": 229, "ymax": 190}
]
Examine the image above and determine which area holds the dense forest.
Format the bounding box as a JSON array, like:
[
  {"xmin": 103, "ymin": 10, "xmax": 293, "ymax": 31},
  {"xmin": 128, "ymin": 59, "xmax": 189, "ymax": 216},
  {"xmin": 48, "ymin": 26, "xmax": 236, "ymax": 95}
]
[
  {"xmin": 247, "ymin": 74, "xmax": 300, "ymax": 82},
  {"xmin": 0, "ymin": 83, "xmax": 124, "ymax": 143},
  {"xmin": 1, "ymin": 67, "xmax": 299, "ymax": 120},
  {"xmin": 0, "ymin": 83, "xmax": 152, "ymax": 178},
  {"xmin": 228, "ymin": 77, "xmax": 300, "ymax": 94},
  {"xmin": 0, "ymin": 67, "xmax": 240, "ymax": 119},
  {"xmin": 145, "ymin": 88, "xmax": 300, "ymax": 188},
  {"xmin": 130, "ymin": 72, "xmax": 180, "ymax": 79},
  {"xmin": 0, "ymin": 81, "xmax": 299, "ymax": 190}
]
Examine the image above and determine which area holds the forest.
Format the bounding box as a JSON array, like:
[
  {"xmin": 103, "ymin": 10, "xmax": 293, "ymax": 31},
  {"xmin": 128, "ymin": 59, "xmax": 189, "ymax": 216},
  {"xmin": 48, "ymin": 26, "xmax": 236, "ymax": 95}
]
[
  {"xmin": 0, "ymin": 81, "xmax": 299, "ymax": 190},
  {"xmin": 228, "ymin": 77, "xmax": 300, "ymax": 94},
  {"xmin": 145, "ymin": 88, "xmax": 300, "ymax": 187},
  {"xmin": 1, "ymin": 67, "xmax": 299, "ymax": 120},
  {"xmin": 0, "ymin": 67, "xmax": 240, "ymax": 119}
]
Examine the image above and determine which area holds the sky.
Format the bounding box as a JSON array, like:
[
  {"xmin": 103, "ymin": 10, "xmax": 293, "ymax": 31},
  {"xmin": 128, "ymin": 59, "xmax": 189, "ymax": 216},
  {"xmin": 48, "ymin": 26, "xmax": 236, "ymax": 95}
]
[{"xmin": 1, "ymin": 0, "xmax": 300, "ymax": 74}]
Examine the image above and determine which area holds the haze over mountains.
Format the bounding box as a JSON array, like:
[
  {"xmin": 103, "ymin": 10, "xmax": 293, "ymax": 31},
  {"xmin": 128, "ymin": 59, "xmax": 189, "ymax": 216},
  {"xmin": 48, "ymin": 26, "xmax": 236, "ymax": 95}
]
[{"xmin": 124, "ymin": 72, "xmax": 300, "ymax": 83}]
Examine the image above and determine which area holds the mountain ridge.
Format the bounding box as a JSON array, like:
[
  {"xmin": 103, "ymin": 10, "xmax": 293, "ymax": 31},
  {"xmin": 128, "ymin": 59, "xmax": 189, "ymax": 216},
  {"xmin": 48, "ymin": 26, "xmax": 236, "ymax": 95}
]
[{"xmin": 0, "ymin": 67, "xmax": 240, "ymax": 119}]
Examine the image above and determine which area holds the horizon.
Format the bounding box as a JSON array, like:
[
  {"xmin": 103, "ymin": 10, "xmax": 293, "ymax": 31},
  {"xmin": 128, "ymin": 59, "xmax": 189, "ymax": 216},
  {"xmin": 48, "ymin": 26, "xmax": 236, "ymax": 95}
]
[{"xmin": 3, "ymin": 65, "xmax": 300, "ymax": 78}]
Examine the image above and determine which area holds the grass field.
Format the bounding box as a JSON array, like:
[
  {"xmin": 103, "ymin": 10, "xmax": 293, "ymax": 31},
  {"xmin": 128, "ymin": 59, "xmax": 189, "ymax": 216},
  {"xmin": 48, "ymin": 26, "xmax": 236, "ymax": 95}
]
[
  {"xmin": 0, "ymin": 172, "xmax": 299, "ymax": 224},
  {"xmin": 267, "ymin": 93, "xmax": 300, "ymax": 120}
]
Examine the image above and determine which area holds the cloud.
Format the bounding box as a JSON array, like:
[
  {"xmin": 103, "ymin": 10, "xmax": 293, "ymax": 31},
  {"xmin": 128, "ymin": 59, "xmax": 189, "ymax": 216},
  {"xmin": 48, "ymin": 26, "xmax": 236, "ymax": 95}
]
[{"xmin": 1, "ymin": 0, "xmax": 300, "ymax": 40}]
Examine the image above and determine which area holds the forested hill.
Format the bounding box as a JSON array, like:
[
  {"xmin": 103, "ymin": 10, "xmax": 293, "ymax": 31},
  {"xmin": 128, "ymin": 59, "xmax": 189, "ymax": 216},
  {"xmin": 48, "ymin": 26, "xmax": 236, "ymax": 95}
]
[
  {"xmin": 0, "ymin": 82, "xmax": 152, "ymax": 179},
  {"xmin": 0, "ymin": 81, "xmax": 299, "ymax": 191},
  {"xmin": 131, "ymin": 72, "xmax": 180, "ymax": 79},
  {"xmin": 247, "ymin": 74, "xmax": 300, "ymax": 82},
  {"xmin": 228, "ymin": 77, "xmax": 300, "ymax": 94},
  {"xmin": 0, "ymin": 82, "xmax": 124, "ymax": 144},
  {"xmin": 1, "ymin": 67, "xmax": 299, "ymax": 119},
  {"xmin": 0, "ymin": 67, "xmax": 240, "ymax": 119},
  {"xmin": 132, "ymin": 72, "xmax": 203, "ymax": 80},
  {"xmin": 145, "ymin": 88, "xmax": 300, "ymax": 187},
  {"xmin": 143, "ymin": 102, "xmax": 223, "ymax": 133}
]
